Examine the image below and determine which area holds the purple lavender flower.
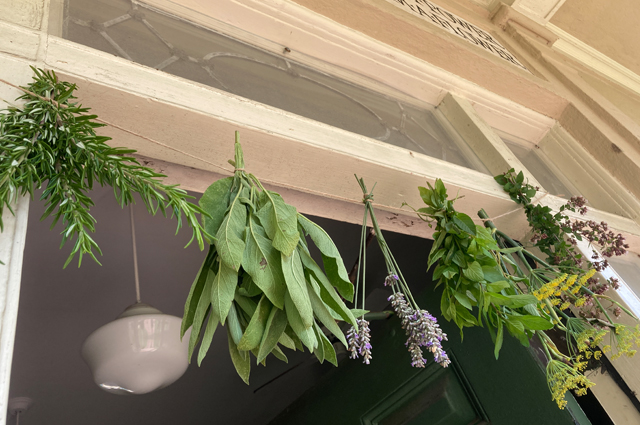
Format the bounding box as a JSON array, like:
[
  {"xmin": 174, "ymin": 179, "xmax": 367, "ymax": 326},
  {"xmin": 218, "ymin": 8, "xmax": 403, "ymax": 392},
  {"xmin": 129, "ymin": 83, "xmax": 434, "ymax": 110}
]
[
  {"xmin": 346, "ymin": 325, "xmax": 360, "ymax": 360},
  {"xmin": 388, "ymin": 292, "xmax": 451, "ymax": 368},
  {"xmin": 357, "ymin": 319, "xmax": 373, "ymax": 364},
  {"xmin": 384, "ymin": 274, "xmax": 400, "ymax": 286}
]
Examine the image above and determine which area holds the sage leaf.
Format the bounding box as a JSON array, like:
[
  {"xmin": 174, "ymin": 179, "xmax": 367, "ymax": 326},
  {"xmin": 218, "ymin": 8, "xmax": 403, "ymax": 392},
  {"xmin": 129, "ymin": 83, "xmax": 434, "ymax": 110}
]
[
  {"xmin": 197, "ymin": 310, "xmax": 219, "ymax": 366},
  {"xmin": 215, "ymin": 188, "xmax": 247, "ymax": 271},
  {"xmin": 318, "ymin": 328, "xmax": 338, "ymax": 366},
  {"xmin": 256, "ymin": 191, "xmax": 299, "ymax": 256},
  {"xmin": 271, "ymin": 345, "xmax": 289, "ymax": 363},
  {"xmin": 182, "ymin": 247, "xmax": 216, "ymax": 338},
  {"xmin": 188, "ymin": 269, "xmax": 214, "ymax": 361},
  {"xmin": 256, "ymin": 307, "xmax": 288, "ymax": 363},
  {"xmin": 238, "ymin": 295, "xmax": 273, "ymax": 351},
  {"xmin": 299, "ymin": 248, "xmax": 357, "ymax": 327},
  {"xmin": 284, "ymin": 325, "xmax": 304, "ymax": 351},
  {"xmin": 281, "ymin": 250, "xmax": 314, "ymax": 328},
  {"xmin": 243, "ymin": 214, "xmax": 286, "ymax": 308},
  {"xmin": 284, "ymin": 291, "xmax": 317, "ymax": 351},
  {"xmin": 234, "ymin": 292, "xmax": 258, "ymax": 316},
  {"xmin": 307, "ymin": 278, "xmax": 348, "ymax": 347},
  {"xmin": 227, "ymin": 302, "xmax": 244, "ymax": 346},
  {"xmin": 211, "ymin": 260, "xmax": 238, "ymax": 324},
  {"xmin": 298, "ymin": 214, "xmax": 353, "ymax": 301},
  {"xmin": 200, "ymin": 177, "xmax": 233, "ymax": 238},
  {"xmin": 239, "ymin": 272, "xmax": 262, "ymax": 298},
  {"xmin": 227, "ymin": 328, "xmax": 251, "ymax": 385},
  {"xmin": 312, "ymin": 324, "xmax": 326, "ymax": 364},
  {"xmin": 278, "ymin": 330, "xmax": 297, "ymax": 350}
]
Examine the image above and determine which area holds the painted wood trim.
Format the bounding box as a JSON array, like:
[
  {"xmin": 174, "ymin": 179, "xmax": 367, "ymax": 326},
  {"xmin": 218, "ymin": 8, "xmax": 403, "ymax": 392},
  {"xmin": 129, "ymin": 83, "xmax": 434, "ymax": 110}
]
[
  {"xmin": 438, "ymin": 92, "xmax": 542, "ymax": 185},
  {"xmin": 511, "ymin": 0, "xmax": 566, "ymax": 24},
  {"xmin": 538, "ymin": 124, "xmax": 640, "ymax": 220},
  {"xmin": 0, "ymin": 196, "xmax": 30, "ymax": 420},
  {"xmin": 547, "ymin": 23, "xmax": 640, "ymax": 98}
]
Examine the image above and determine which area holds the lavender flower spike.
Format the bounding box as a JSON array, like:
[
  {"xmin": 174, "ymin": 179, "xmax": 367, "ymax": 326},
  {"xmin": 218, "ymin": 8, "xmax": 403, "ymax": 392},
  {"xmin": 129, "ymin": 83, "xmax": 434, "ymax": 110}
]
[
  {"xmin": 346, "ymin": 325, "xmax": 360, "ymax": 360},
  {"xmin": 357, "ymin": 319, "xmax": 373, "ymax": 364},
  {"xmin": 384, "ymin": 273, "xmax": 400, "ymax": 286}
]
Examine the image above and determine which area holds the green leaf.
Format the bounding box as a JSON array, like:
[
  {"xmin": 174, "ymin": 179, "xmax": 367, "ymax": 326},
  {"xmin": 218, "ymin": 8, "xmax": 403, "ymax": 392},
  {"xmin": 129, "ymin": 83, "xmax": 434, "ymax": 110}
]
[
  {"xmin": 317, "ymin": 328, "xmax": 338, "ymax": 366},
  {"xmin": 494, "ymin": 319, "xmax": 504, "ymax": 359},
  {"xmin": 256, "ymin": 307, "xmax": 288, "ymax": 363},
  {"xmin": 200, "ymin": 177, "xmax": 233, "ymax": 238},
  {"xmin": 486, "ymin": 280, "xmax": 511, "ymax": 292},
  {"xmin": 256, "ymin": 191, "xmax": 299, "ymax": 256},
  {"xmin": 182, "ymin": 247, "xmax": 216, "ymax": 338},
  {"xmin": 227, "ymin": 327, "xmax": 251, "ymax": 384},
  {"xmin": 243, "ymin": 214, "xmax": 286, "ymax": 308},
  {"xmin": 312, "ymin": 324, "xmax": 325, "ymax": 364},
  {"xmin": 301, "ymin": 253, "xmax": 357, "ymax": 328},
  {"xmin": 215, "ymin": 188, "xmax": 247, "ymax": 271},
  {"xmin": 454, "ymin": 291, "xmax": 474, "ymax": 309},
  {"xmin": 297, "ymin": 214, "xmax": 353, "ymax": 301},
  {"xmin": 187, "ymin": 269, "xmax": 214, "ymax": 361},
  {"xmin": 428, "ymin": 248, "xmax": 446, "ymax": 269},
  {"xmin": 418, "ymin": 186, "xmax": 433, "ymax": 205},
  {"xmin": 271, "ymin": 345, "xmax": 289, "ymax": 363},
  {"xmin": 278, "ymin": 331, "xmax": 297, "ymax": 351},
  {"xmin": 197, "ymin": 310, "xmax": 219, "ymax": 366},
  {"xmin": 307, "ymin": 278, "xmax": 348, "ymax": 347},
  {"xmin": 482, "ymin": 265, "xmax": 504, "ymax": 283},
  {"xmin": 237, "ymin": 295, "xmax": 273, "ymax": 351},
  {"xmin": 489, "ymin": 293, "xmax": 538, "ymax": 308},
  {"xmin": 462, "ymin": 261, "xmax": 484, "ymax": 282},
  {"xmin": 510, "ymin": 315, "xmax": 554, "ymax": 330},
  {"xmin": 239, "ymin": 272, "xmax": 262, "ymax": 298},
  {"xmin": 211, "ymin": 260, "xmax": 239, "ymax": 324},
  {"xmin": 284, "ymin": 325, "xmax": 304, "ymax": 351},
  {"xmin": 281, "ymin": 250, "xmax": 314, "ymax": 328},
  {"xmin": 453, "ymin": 213, "xmax": 476, "ymax": 236},
  {"xmin": 284, "ymin": 292, "xmax": 317, "ymax": 351}
]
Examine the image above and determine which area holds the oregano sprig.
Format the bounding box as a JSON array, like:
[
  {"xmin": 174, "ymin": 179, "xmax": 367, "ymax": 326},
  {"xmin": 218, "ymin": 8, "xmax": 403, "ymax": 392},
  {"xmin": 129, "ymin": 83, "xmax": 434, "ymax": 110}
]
[{"xmin": 0, "ymin": 67, "xmax": 209, "ymax": 267}]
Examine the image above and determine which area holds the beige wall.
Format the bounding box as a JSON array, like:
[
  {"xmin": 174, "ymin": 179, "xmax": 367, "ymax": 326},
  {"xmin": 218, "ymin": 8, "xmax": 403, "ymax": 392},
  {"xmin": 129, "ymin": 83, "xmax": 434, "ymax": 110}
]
[{"xmin": 551, "ymin": 0, "xmax": 640, "ymax": 75}]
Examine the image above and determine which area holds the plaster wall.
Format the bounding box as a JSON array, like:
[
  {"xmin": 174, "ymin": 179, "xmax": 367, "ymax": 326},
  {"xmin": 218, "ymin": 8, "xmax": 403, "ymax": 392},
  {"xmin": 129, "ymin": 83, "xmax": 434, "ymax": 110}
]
[{"xmin": 551, "ymin": 0, "xmax": 640, "ymax": 76}]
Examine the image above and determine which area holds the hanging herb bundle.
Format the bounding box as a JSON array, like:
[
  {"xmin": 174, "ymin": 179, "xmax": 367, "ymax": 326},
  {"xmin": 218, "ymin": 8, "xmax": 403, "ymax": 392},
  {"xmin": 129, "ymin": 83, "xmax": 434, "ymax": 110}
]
[
  {"xmin": 410, "ymin": 177, "xmax": 639, "ymax": 409},
  {"xmin": 347, "ymin": 176, "xmax": 450, "ymax": 369},
  {"xmin": 182, "ymin": 133, "xmax": 358, "ymax": 383},
  {"xmin": 0, "ymin": 68, "xmax": 208, "ymax": 267}
]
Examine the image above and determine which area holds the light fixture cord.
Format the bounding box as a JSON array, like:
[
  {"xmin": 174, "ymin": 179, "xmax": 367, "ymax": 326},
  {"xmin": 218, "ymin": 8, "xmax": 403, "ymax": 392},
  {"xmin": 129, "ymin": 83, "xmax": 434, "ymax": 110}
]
[
  {"xmin": 16, "ymin": 411, "xmax": 19, "ymax": 425},
  {"xmin": 130, "ymin": 205, "xmax": 141, "ymax": 304}
]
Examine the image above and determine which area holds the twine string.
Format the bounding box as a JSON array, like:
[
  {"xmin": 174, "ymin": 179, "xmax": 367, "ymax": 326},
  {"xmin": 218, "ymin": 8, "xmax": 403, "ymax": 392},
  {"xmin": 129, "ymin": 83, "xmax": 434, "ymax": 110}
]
[{"xmin": 0, "ymin": 76, "xmax": 539, "ymax": 224}]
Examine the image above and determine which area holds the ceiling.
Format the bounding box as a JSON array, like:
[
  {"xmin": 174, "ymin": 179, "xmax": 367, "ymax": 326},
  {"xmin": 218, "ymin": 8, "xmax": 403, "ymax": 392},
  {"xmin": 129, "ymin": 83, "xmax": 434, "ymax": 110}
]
[{"xmin": 7, "ymin": 184, "xmax": 420, "ymax": 424}]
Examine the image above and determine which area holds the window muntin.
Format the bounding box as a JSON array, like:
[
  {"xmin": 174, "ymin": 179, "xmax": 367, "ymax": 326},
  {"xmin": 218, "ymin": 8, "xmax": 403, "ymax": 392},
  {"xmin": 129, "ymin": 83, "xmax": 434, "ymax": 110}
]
[{"xmin": 63, "ymin": 0, "xmax": 488, "ymax": 173}]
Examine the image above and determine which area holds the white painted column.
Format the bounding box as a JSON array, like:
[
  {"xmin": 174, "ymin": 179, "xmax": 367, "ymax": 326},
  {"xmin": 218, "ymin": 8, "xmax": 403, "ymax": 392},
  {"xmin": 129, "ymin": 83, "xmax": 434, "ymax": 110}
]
[{"xmin": 0, "ymin": 197, "xmax": 30, "ymax": 422}]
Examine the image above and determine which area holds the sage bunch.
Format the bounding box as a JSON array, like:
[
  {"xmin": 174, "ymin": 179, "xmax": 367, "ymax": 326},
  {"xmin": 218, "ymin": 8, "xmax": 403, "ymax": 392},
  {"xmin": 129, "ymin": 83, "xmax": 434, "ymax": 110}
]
[{"xmin": 182, "ymin": 133, "xmax": 357, "ymax": 383}]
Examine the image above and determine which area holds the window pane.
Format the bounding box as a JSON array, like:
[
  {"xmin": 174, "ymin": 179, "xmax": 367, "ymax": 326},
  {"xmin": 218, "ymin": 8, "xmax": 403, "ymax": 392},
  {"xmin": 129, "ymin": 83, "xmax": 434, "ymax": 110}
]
[
  {"xmin": 502, "ymin": 139, "xmax": 577, "ymax": 199},
  {"xmin": 63, "ymin": 0, "xmax": 488, "ymax": 173}
]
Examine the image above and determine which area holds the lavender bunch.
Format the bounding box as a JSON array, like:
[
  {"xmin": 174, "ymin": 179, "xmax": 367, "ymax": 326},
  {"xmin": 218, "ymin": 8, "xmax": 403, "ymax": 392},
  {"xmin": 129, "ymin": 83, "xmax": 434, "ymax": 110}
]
[
  {"xmin": 353, "ymin": 176, "xmax": 451, "ymax": 370},
  {"xmin": 388, "ymin": 291, "xmax": 450, "ymax": 367},
  {"xmin": 346, "ymin": 319, "xmax": 373, "ymax": 364}
]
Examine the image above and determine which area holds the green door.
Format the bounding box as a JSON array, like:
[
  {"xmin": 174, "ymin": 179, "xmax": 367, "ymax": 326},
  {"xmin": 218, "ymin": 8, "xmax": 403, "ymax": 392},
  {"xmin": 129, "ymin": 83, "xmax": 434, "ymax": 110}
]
[{"xmin": 270, "ymin": 288, "xmax": 591, "ymax": 425}]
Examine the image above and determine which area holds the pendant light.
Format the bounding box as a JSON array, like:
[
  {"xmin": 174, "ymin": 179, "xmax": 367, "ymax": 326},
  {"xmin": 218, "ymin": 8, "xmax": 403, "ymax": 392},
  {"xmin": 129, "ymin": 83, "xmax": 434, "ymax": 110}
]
[{"xmin": 81, "ymin": 206, "xmax": 191, "ymax": 395}]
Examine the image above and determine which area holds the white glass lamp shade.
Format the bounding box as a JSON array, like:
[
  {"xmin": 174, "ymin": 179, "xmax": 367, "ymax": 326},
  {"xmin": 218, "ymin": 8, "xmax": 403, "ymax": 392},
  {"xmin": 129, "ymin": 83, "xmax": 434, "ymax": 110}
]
[{"xmin": 81, "ymin": 303, "xmax": 191, "ymax": 395}]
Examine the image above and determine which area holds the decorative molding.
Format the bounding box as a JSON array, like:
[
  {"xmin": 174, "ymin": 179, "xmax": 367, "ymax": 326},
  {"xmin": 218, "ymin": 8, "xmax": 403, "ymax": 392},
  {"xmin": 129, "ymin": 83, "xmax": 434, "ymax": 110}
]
[
  {"xmin": 511, "ymin": 0, "xmax": 566, "ymax": 24},
  {"xmin": 547, "ymin": 23, "xmax": 640, "ymax": 98}
]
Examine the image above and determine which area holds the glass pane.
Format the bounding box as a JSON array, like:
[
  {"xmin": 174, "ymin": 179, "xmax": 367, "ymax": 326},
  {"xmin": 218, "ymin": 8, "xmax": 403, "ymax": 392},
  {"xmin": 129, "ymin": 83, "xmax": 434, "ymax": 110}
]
[
  {"xmin": 503, "ymin": 139, "xmax": 577, "ymax": 199},
  {"xmin": 607, "ymin": 253, "xmax": 640, "ymax": 297},
  {"xmin": 63, "ymin": 0, "xmax": 488, "ymax": 173}
]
